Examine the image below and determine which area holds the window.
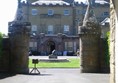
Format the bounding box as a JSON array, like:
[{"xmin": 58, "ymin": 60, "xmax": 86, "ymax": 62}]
[
  {"xmin": 65, "ymin": 42, "xmax": 73, "ymax": 51},
  {"xmin": 65, "ymin": 42, "xmax": 68, "ymax": 50},
  {"xmin": 47, "ymin": 25, "xmax": 53, "ymax": 34},
  {"xmin": 65, "ymin": 42, "xmax": 77, "ymax": 52},
  {"xmin": 103, "ymin": 12, "xmax": 109, "ymax": 16},
  {"xmin": 68, "ymin": 42, "xmax": 73, "ymax": 51},
  {"xmin": 34, "ymin": 42, "xmax": 37, "ymax": 47},
  {"xmin": 31, "ymin": 25, "xmax": 37, "ymax": 31},
  {"xmin": 48, "ymin": 9, "xmax": 54, "ymax": 15},
  {"xmin": 82, "ymin": 10, "xmax": 86, "ymax": 14},
  {"xmin": 64, "ymin": 25, "xmax": 69, "ymax": 31},
  {"xmin": 29, "ymin": 42, "xmax": 33, "ymax": 47},
  {"xmin": 77, "ymin": 10, "xmax": 80, "ymax": 14},
  {"xmin": 29, "ymin": 42, "xmax": 37, "ymax": 47},
  {"xmin": 29, "ymin": 42, "xmax": 37, "ymax": 50},
  {"xmin": 64, "ymin": 25, "xmax": 69, "ymax": 34},
  {"xmin": 31, "ymin": 9, "xmax": 38, "ymax": 15},
  {"xmin": 64, "ymin": 10, "xmax": 70, "ymax": 15}
]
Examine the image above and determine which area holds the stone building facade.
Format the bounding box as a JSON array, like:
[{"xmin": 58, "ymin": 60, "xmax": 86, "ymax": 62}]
[
  {"xmin": 100, "ymin": 17, "xmax": 110, "ymax": 38},
  {"xmin": 18, "ymin": 0, "xmax": 109, "ymax": 55}
]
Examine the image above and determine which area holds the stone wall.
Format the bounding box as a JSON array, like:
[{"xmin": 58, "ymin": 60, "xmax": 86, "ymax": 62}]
[
  {"xmin": 0, "ymin": 38, "xmax": 10, "ymax": 72},
  {"xmin": 110, "ymin": 0, "xmax": 116, "ymax": 83},
  {"xmin": 0, "ymin": 21, "xmax": 31, "ymax": 74}
]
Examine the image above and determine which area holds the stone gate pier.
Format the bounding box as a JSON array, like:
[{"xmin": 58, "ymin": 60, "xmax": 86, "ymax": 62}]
[
  {"xmin": 78, "ymin": 23, "xmax": 101, "ymax": 73},
  {"xmin": 78, "ymin": 0, "xmax": 101, "ymax": 73},
  {"xmin": 7, "ymin": 0, "xmax": 31, "ymax": 74},
  {"xmin": 8, "ymin": 21, "xmax": 31, "ymax": 73}
]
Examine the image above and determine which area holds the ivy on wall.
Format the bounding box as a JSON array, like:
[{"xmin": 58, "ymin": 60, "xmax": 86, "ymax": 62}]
[{"xmin": 105, "ymin": 31, "xmax": 110, "ymax": 65}]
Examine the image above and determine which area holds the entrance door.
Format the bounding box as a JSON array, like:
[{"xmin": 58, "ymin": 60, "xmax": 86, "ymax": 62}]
[{"xmin": 47, "ymin": 41, "xmax": 55, "ymax": 54}]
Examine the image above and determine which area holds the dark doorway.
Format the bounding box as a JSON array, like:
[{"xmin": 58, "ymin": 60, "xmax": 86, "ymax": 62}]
[{"xmin": 47, "ymin": 41, "xmax": 55, "ymax": 54}]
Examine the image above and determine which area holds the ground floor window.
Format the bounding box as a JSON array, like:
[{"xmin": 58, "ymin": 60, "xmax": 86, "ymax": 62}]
[
  {"xmin": 65, "ymin": 42, "xmax": 76, "ymax": 52},
  {"xmin": 29, "ymin": 42, "xmax": 37, "ymax": 50}
]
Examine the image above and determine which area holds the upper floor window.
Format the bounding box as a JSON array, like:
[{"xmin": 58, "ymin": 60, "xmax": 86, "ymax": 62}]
[
  {"xmin": 31, "ymin": 9, "xmax": 38, "ymax": 15},
  {"xmin": 77, "ymin": 10, "xmax": 80, "ymax": 14},
  {"xmin": 64, "ymin": 25, "xmax": 69, "ymax": 31},
  {"xmin": 77, "ymin": 10, "xmax": 85, "ymax": 15},
  {"xmin": 64, "ymin": 10, "xmax": 70, "ymax": 15},
  {"xmin": 82, "ymin": 10, "xmax": 86, "ymax": 14},
  {"xmin": 48, "ymin": 9, "xmax": 54, "ymax": 15},
  {"xmin": 64, "ymin": 25, "xmax": 69, "ymax": 34},
  {"xmin": 47, "ymin": 25, "xmax": 53, "ymax": 34},
  {"xmin": 103, "ymin": 12, "xmax": 109, "ymax": 16},
  {"xmin": 31, "ymin": 25, "xmax": 37, "ymax": 31}
]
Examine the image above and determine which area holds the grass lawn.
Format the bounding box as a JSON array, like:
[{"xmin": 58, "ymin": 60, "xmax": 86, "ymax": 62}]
[{"xmin": 29, "ymin": 58, "xmax": 80, "ymax": 68}]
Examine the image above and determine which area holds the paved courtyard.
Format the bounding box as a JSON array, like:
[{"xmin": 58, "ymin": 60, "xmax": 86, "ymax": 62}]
[
  {"xmin": 29, "ymin": 56, "xmax": 80, "ymax": 59},
  {"xmin": 0, "ymin": 56, "xmax": 109, "ymax": 83},
  {"xmin": 0, "ymin": 68, "xmax": 109, "ymax": 83}
]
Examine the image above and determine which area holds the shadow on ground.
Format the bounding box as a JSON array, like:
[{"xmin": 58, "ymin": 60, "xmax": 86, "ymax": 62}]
[
  {"xmin": 0, "ymin": 72, "xmax": 52, "ymax": 79},
  {"xmin": 25, "ymin": 73, "xmax": 52, "ymax": 76},
  {"xmin": 0, "ymin": 73, "xmax": 16, "ymax": 79}
]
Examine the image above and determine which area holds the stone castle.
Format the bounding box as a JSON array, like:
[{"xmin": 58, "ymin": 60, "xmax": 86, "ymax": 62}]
[
  {"xmin": 12, "ymin": 0, "xmax": 109, "ymax": 55},
  {"xmin": 0, "ymin": 0, "xmax": 110, "ymax": 74}
]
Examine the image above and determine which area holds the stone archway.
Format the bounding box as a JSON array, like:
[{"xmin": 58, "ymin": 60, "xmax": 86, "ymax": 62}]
[{"xmin": 47, "ymin": 41, "xmax": 55, "ymax": 54}]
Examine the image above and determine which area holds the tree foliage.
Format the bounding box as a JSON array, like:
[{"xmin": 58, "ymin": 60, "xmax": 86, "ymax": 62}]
[{"xmin": 104, "ymin": 31, "xmax": 110, "ymax": 65}]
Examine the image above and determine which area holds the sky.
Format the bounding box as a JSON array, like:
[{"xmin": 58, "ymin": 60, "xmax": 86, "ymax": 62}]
[
  {"xmin": 0, "ymin": 0, "xmax": 17, "ymax": 35},
  {"xmin": 0, "ymin": 0, "xmax": 86, "ymax": 35}
]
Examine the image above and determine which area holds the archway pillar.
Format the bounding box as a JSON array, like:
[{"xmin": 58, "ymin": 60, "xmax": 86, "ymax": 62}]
[
  {"xmin": 78, "ymin": 0, "xmax": 101, "ymax": 73},
  {"xmin": 8, "ymin": 21, "xmax": 31, "ymax": 74},
  {"xmin": 78, "ymin": 22, "xmax": 101, "ymax": 73}
]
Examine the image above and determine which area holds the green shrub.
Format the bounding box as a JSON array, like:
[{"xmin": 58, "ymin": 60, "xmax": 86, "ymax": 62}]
[{"xmin": 104, "ymin": 31, "xmax": 110, "ymax": 65}]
